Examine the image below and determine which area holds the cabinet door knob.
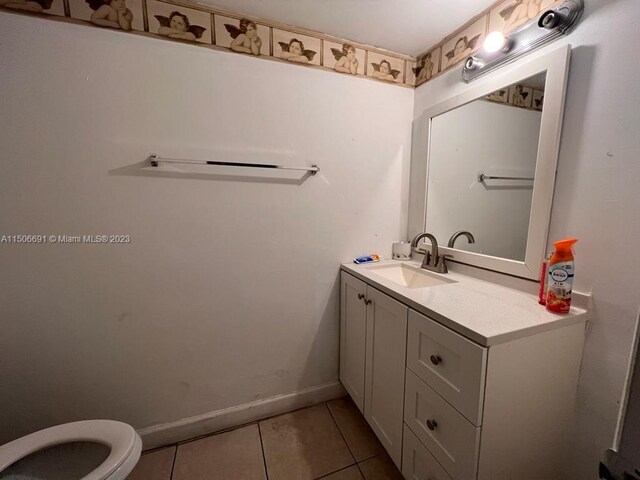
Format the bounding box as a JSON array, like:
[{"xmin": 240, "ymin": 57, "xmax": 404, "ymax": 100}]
[
  {"xmin": 426, "ymin": 419, "xmax": 438, "ymax": 431},
  {"xmin": 430, "ymin": 355, "xmax": 442, "ymax": 366},
  {"xmin": 364, "ymin": 299, "xmax": 372, "ymax": 305},
  {"xmin": 357, "ymin": 293, "xmax": 365, "ymax": 300}
]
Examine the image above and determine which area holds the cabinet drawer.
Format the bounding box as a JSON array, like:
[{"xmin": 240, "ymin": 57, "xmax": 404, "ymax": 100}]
[
  {"xmin": 402, "ymin": 424, "xmax": 453, "ymax": 480},
  {"xmin": 407, "ymin": 310, "xmax": 487, "ymax": 425},
  {"xmin": 405, "ymin": 369, "xmax": 480, "ymax": 480}
]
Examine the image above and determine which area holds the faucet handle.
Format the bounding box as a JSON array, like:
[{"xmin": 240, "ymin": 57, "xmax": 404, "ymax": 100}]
[
  {"xmin": 418, "ymin": 248, "xmax": 432, "ymax": 270},
  {"xmin": 436, "ymin": 254, "xmax": 453, "ymax": 273}
]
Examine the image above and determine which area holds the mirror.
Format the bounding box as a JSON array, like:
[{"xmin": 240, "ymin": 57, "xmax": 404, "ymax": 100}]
[
  {"xmin": 426, "ymin": 73, "xmax": 546, "ymax": 262},
  {"xmin": 407, "ymin": 46, "xmax": 571, "ymax": 279}
]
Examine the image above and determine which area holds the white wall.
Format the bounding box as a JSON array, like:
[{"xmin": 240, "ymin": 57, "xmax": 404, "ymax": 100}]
[
  {"xmin": 428, "ymin": 100, "xmax": 540, "ymax": 260},
  {"xmin": 0, "ymin": 13, "xmax": 414, "ymax": 444},
  {"xmin": 414, "ymin": 1, "xmax": 640, "ymax": 477}
]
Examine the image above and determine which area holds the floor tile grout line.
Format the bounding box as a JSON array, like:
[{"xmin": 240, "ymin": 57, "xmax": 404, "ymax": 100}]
[
  {"xmin": 325, "ymin": 401, "xmax": 393, "ymax": 478},
  {"xmin": 357, "ymin": 453, "xmax": 398, "ymax": 479},
  {"xmin": 355, "ymin": 452, "xmax": 380, "ymax": 464},
  {"xmin": 325, "ymin": 399, "xmax": 391, "ymax": 479},
  {"xmin": 312, "ymin": 463, "xmax": 359, "ymax": 480},
  {"xmin": 313, "ymin": 463, "xmax": 360, "ymax": 480},
  {"xmin": 257, "ymin": 422, "xmax": 270, "ymax": 480},
  {"xmin": 324, "ymin": 401, "xmax": 358, "ymax": 467},
  {"xmin": 169, "ymin": 445, "xmax": 178, "ymax": 480},
  {"xmin": 140, "ymin": 443, "xmax": 178, "ymax": 455}
]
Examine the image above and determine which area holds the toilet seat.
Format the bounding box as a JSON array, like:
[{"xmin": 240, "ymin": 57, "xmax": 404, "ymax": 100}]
[{"xmin": 0, "ymin": 420, "xmax": 142, "ymax": 480}]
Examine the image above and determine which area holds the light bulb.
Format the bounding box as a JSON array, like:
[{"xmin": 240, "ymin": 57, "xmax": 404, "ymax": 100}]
[{"xmin": 484, "ymin": 31, "xmax": 508, "ymax": 53}]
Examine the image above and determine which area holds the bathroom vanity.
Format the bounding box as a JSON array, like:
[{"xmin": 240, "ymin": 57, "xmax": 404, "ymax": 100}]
[
  {"xmin": 339, "ymin": 260, "xmax": 588, "ymax": 480},
  {"xmin": 338, "ymin": 43, "xmax": 584, "ymax": 479}
]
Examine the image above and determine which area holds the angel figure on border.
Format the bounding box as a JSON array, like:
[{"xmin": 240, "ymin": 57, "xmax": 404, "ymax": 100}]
[
  {"xmin": 226, "ymin": 18, "xmax": 262, "ymax": 56},
  {"xmin": 414, "ymin": 52, "xmax": 436, "ymax": 83},
  {"xmin": 331, "ymin": 43, "xmax": 359, "ymax": 75},
  {"xmin": 279, "ymin": 38, "xmax": 316, "ymax": 64},
  {"xmin": 86, "ymin": 0, "xmax": 133, "ymax": 30},
  {"xmin": 486, "ymin": 88, "xmax": 509, "ymax": 103},
  {"xmin": 0, "ymin": 0, "xmax": 52, "ymax": 13},
  {"xmin": 511, "ymin": 84, "xmax": 530, "ymax": 107},
  {"xmin": 533, "ymin": 91, "xmax": 544, "ymax": 110},
  {"xmin": 155, "ymin": 11, "xmax": 206, "ymax": 41},
  {"xmin": 500, "ymin": 0, "xmax": 542, "ymax": 31},
  {"xmin": 445, "ymin": 34, "xmax": 481, "ymax": 67},
  {"xmin": 371, "ymin": 59, "xmax": 401, "ymax": 82}
]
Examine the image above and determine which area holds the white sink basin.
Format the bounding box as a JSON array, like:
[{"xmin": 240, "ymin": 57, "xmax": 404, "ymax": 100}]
[{"xmin": 368, "ymin": 263, "xmax": 455, "ymax": 289}]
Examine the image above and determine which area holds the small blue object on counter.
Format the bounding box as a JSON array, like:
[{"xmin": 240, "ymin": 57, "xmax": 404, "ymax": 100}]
[{"xmin": 353, "ymin": 253, "xmax": 381, "ymax": 264}]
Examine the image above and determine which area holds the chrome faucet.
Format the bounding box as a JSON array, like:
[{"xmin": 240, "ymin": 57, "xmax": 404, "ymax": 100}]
[
  {"xmin": 410, "ymin": 232, "xmax": 449, "ymax": 274},
  {"xmin": 447, "ymin": 230, "xmax": 476, "ymax": 248}
]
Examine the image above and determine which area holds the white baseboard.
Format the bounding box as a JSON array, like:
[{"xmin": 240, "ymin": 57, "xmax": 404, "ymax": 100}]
[{"xmin": 138, "ymin": 381, "xmax": 346, "ymax": 450}]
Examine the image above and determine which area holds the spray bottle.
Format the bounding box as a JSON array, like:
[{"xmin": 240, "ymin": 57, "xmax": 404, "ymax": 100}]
[{"xmin": 546, "ymin": 238, "xmax": 577, "ymax": 314}]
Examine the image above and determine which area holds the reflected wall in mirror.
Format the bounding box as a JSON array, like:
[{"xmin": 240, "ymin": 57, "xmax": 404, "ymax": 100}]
[{"xmin": 426, "ymin": 72, "xmax": 546, "ymax": 262}]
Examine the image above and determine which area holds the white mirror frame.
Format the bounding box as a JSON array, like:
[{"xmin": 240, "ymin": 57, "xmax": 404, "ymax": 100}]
[{"xmin": 408, "ymin": 45, "xmax": 571, "ymax": 280}]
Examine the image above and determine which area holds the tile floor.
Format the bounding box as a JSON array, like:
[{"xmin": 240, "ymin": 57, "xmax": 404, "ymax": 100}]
[{"xmin": 128, "ymin": 397, "xmax": 403, "ymax": 480}]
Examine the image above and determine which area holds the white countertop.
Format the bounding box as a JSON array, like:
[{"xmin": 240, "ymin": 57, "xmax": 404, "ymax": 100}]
[{"xmin": 341, "ymin": 259, "xmax": 588, "ymax": 347}]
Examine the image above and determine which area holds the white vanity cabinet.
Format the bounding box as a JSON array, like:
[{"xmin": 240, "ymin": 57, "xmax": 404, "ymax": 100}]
[
  {"xmin": 340, "ymin": 271, "xmax": 407, "ymax": 467},
  {"xmin": 339, "ymin": 267, "xmax": 587, "ymax": 480}
]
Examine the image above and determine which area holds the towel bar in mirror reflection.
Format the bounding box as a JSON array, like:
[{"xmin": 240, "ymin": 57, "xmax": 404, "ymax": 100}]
[{"xmin": 478, "ymin": 174, "xmax": 534, "ymax": 182}]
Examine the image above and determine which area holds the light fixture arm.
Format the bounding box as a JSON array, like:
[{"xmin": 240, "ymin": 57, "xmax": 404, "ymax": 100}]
[{"xmin": 462, "ymin": 0, "xmax": 584, "ymax": 82}]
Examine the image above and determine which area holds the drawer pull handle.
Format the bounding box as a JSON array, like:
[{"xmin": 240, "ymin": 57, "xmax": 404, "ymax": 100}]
[
  {"xmin": 357, "ymin": 293, "xmax": 365, "ymax": 300},
  {"xmin": 426, "ymin": 419, "xmax": 438, "ymax": 431},
  {"xmin": 430, "ymin": 355, "xmax": 442, "ymax": 366},
  {"xmin": 364, "ymin": 299, "xmax": 372, "ymax": 305}
]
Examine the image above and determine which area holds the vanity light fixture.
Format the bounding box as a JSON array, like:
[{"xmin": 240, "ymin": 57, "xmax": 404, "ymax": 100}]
[
  {"xmin": 464, "ymin": 56, "xmax": 484, "ymax": 71},
  {"xmin": 483, "ymin": 31, "xmax": 510, "ymax": 53},
  {"xmin": 462, "ymin": 0, "xmax": 584, "ymax": 82}
]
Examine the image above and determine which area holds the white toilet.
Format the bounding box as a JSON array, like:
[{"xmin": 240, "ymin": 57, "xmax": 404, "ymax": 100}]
[{"xmin": 0, "ymin": 420, "xmax": 142, "ymax": 479}]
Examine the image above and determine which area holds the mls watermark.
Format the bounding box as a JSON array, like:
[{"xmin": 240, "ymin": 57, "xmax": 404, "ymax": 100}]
[{"xmin": 1, "ymin": 235, "xmax": 132, "ymax": 244}]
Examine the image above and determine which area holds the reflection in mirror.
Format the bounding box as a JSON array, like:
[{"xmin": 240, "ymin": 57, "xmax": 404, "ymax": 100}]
[{"xmin": 426, "ymin": 72, "xmax": 546, "ymax": 262}]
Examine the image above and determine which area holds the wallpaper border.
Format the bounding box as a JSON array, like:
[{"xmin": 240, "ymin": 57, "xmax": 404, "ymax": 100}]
[
  {"xmin": 0, "ymin": 0, "xmax": 416, "ymax": 88},
  {"xmin": 1, "ymin": 0, "xmax": 565, "ymax": 89}
]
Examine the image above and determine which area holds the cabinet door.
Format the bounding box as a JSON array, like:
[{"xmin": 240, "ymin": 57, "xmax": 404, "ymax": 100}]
[
  {"xmin": 364, "ymin": 286, "xmax": 408, "ymax": 469},
  {"xmin": 340, "ymin": 272, "xmax": 368, "ymax": 413}
]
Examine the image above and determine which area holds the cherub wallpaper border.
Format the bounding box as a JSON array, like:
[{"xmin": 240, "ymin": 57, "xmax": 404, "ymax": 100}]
[
  {"xmin": 0, "ymin": 0, "xmax": 566, "ymax": 89},
  {"xmin": 0, "ymin": 0, "xmax": 415, "ymax": 88},
  {"xmin": 484, "ymin": 84, "xmax": 545, "ymax": 111}
]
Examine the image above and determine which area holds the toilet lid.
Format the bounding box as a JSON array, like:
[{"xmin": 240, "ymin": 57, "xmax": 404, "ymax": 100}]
[{"xmin": 0, "ymin": 420, "xmax": 138, "ymax": 480}]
